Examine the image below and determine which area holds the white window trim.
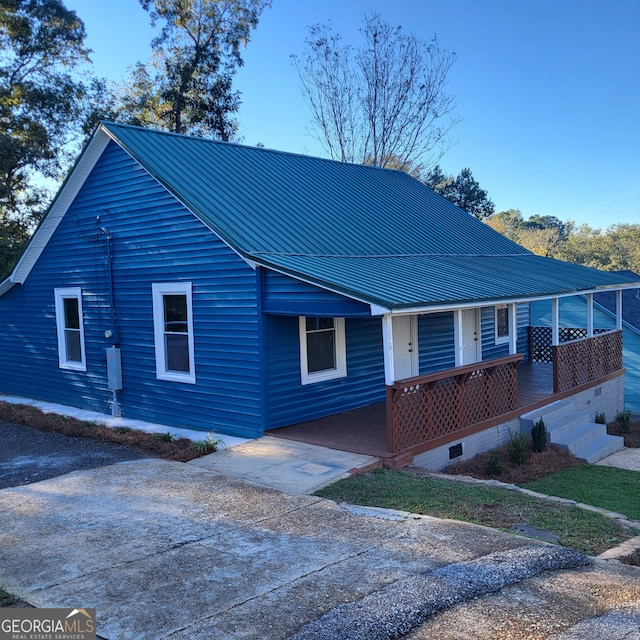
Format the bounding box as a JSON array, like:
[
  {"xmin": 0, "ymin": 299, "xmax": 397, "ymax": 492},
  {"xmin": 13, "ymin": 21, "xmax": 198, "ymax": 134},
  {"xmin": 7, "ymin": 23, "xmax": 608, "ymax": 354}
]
[
  {"xmin": 299, "ymin": 316, "xmax": 347, "ymax": 385},
  {"xmin": 54, "ymin": 287, "xmax": 87, "ymax": 371},
  {"xmin": 152, "ymin": 282, "xmax": 196, "ymax": 384},
  {"xmin": 495, "ymin": 304, "xmax": 510, "ymax": 345}
]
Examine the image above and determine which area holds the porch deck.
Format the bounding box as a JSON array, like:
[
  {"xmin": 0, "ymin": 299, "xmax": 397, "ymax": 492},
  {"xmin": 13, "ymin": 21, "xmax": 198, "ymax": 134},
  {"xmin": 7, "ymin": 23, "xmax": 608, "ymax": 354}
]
[{"xmin": 269, "ymin": 362, "xmax": 554, "ymax": 459}]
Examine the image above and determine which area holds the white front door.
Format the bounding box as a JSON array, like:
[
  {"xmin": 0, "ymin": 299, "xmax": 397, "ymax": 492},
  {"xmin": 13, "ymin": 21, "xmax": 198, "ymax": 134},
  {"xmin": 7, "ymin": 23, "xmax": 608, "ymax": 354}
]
[
  {"xmin": 392, "ymin": 316, "xmax": 419, "ymax": 380},
  {"xmin": 460, "ymin": 309, "xmax": 481, "ymax": 365}
]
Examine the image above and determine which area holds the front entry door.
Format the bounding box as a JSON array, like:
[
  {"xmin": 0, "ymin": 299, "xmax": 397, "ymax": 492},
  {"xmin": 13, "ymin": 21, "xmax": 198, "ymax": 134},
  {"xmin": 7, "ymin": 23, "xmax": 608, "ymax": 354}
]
[
  {"xmin": 461, "ymin": 309, "xmax": 481, "ymax": 365},
  {"xmin": 392, "ymin": 316, "xmax": 419, "ymax": 380}
]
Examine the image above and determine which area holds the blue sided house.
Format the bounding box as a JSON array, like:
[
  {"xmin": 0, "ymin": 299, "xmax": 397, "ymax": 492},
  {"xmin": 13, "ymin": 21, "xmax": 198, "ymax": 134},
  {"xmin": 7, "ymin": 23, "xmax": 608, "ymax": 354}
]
[{"xmin": 1, "ymin": 123, "xmax": 639, "ymax": 468}]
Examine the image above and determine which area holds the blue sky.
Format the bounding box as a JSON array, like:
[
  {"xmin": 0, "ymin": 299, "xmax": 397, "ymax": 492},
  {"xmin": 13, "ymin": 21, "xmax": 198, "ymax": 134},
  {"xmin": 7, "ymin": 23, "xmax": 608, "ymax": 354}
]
[{"xmin": 66, "ymin": 0, "xmax": 639, "ymax": 229}]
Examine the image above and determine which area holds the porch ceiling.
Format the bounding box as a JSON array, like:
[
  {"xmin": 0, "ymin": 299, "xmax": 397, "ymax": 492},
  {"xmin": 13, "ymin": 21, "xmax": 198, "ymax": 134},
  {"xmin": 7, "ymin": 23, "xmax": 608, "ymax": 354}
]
[{"xmin": 252, "ymin": 252, "xmax": 640, "ymax": 312}]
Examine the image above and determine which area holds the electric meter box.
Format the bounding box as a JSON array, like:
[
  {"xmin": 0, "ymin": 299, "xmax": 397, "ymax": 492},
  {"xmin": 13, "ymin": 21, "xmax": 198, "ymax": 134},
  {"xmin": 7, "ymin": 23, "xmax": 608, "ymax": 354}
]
[{"xmin": 106, "ymin": 347, "xmax": 123, "ymax": 391}]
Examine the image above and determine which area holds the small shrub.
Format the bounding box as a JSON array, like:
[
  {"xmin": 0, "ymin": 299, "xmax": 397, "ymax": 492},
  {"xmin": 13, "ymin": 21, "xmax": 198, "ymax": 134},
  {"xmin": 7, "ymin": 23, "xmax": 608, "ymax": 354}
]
[
  {"xmin": 153, "ymin": 432, "xmax": 175, "ymax": 442},
  {"xmin": 484, "ymin": 450, "xmax": 504, "ymax": 476},
  {"xmin": 506, "ymin": 429, "xmax": 530, "ymax": 465},
  {"xmin": 192, "ymin": 432, "xmax": 223, "ymax": 455},
  {"xmin": 531, "ymin": 418, "xmax": 547, "ymax": 453},
  {"xmin": 594, "ymin": 412, "xmax": 606, "ymax": 424},
  {"xmin": 615, "ymin": 409, "xmax": 632, "ymax": 433},
  {"xmin": 112, "ymin": 426, "xmax": 133, "ymax": 435}
]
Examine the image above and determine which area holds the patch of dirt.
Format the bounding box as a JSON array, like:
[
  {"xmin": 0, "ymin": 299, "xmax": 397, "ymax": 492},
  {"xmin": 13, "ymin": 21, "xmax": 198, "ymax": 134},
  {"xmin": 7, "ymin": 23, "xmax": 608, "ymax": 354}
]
[
  {"xmin": 0, "ymin": 401, "xmax": 215, "ymax": 462},
  {"xmin": 607, "ymin": 416, "xmax": 640, "ymax": 448},
  {"xmin": 436, "ymin": 443, "xmax": 582, "ymax": 484}
]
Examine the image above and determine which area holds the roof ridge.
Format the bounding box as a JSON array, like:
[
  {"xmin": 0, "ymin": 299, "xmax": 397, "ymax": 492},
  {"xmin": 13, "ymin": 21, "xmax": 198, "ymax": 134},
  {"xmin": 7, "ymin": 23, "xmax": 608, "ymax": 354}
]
[
  {"xmin": 251, "ymin": 252, "xmax": 536, "ymax": 259},
  {"xmin": 101, "ymin": 121, "xmax": 401, "ymax": 173}
]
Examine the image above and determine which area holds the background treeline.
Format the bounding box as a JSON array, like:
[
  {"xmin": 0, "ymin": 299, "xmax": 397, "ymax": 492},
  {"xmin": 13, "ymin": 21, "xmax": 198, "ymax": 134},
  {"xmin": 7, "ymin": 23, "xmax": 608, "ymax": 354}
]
[{"xmin": 486, "ymin": 210, "xmax": 640, "ymax": 275}]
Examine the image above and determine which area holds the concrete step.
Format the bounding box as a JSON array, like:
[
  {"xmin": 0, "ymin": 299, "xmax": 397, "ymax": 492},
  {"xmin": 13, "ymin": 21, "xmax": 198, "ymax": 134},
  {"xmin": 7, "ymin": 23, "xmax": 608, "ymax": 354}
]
[
  {"xmin": 551, "ymin": 422, "xmax": 608, "ymax": 452},
  {"xmin": 520, "ymin": 400, "xmax": 576, "ymax": 433},
  {"xmin": 520, "ymin": 399, "xmax": 625, "ymax": 464},
  {"xmin": 567, "ymin": 433, "xmax": 625, "ymax": 464},
  {"xmin": 520, "ymin": 398, "xmax": 574, "ymax": 420},
  {"xmin": 543, "ymin": 414, "xmax": 589, "ymax": 440}
]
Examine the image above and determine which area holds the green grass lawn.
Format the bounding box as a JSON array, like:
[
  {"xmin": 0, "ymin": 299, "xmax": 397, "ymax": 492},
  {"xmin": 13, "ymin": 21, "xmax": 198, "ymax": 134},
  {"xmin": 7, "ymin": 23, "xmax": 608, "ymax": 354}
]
[
  {"xmin": 316, "ymin": 469, "xmax": 637, "ymax": 556},
  {"xmin": 524, "ymin": 464, "xmax": 640, "ymax": 520}
]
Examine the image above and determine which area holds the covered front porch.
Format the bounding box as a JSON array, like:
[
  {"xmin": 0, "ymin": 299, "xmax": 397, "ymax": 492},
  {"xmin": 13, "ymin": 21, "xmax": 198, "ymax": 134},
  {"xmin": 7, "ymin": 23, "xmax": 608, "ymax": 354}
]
[
  {"xmin": 271, "ymin": 321, "xmax": 624, "ymax": 463},
  {"xmin": 270, "ymin": 361, "xmax": 553, "ymax": 458}
]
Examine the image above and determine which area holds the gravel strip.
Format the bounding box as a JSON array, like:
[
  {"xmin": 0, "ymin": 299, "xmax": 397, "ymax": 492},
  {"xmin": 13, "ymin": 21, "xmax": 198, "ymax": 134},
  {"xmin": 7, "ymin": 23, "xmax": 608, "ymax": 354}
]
[
  {"xmin": 0, "ymin": 421, "xmax": 154, "ymax": 489},
  {"xmin": 288, "ymin": 545, "xmax": 590, "ymax": 640}
]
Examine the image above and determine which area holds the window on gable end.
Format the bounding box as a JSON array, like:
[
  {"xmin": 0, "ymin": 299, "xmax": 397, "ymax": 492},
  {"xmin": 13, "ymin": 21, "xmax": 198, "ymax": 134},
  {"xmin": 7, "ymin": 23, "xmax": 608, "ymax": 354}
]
[
  {"xmin": 152, "ymin": 282, "xmax": 196, "ymax": 383},
  {"xmin": 299, "ymin": 316, "xmax": 347, "ymax": 384},
  {"xmin": 54, "ymin": 287, "xmax": 87, "ymax": 371}
]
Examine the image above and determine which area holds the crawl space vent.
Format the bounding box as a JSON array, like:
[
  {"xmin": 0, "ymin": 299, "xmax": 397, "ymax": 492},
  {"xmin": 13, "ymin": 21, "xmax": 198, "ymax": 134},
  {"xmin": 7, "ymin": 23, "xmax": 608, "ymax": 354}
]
[{"xmin": 449, "ymin": 443, "xmax": 463, "ymax": 459}]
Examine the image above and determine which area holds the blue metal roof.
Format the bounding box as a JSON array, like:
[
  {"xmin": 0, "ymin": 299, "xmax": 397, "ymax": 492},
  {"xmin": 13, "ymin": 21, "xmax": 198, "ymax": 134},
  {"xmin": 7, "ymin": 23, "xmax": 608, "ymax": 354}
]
[{"xmin": 93, "ymin": 123, "xmax": 640, "ymax": 309}]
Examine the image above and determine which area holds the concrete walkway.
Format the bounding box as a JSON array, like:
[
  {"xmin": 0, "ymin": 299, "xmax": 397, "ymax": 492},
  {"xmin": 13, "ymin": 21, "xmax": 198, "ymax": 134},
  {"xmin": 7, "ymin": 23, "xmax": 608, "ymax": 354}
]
[
  {"xmin": 187, "ymin": 436, "xmax": 378, "ymax": 494},
  {"xmin": 596, "ymin": 446, "xmax": 640, "ymax": 471}
]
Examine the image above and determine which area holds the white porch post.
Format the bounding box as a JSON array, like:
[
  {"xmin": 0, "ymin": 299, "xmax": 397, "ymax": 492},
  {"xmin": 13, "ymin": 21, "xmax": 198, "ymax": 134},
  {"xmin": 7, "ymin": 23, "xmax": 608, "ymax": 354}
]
[
  {"xmin": 381, "ymin": 314, "xmax": 396, "ymax": 385},
  {"xmin": 508, "ymin": 303, "xmax": 518, "ymax": 354},
  {"xmin": 551, "ymin": 298, "xmax": 560, "ymax": 346},
  {"xmin": 454, "ymin": 309, "xmax": 463, "ymax": 367},
  {"xmin": 586, "ymin": 293, "xmax": 594, "ymax": 337},
  {"xmin": 616, "ymin": 290, "xmax": 623, "ymax": 330}
]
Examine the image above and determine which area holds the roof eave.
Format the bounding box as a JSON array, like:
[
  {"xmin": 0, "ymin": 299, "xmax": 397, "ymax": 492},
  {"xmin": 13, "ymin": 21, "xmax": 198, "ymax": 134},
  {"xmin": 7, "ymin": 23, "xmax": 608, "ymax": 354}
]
[{"xmin": 385, "ymin": 282, "xmax": 640, "ymax": 316}]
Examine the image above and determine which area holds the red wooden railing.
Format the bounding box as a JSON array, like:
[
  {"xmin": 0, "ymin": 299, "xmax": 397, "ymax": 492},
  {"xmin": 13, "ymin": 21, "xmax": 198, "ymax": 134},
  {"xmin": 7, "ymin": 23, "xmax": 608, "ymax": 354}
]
[
  {"xmin": 386, "ymin": 354, "xmax": 523, "ymax": 453},
  {"xmin": 553, "ymin": 329, "xmax": 623, "ymax": 392}
]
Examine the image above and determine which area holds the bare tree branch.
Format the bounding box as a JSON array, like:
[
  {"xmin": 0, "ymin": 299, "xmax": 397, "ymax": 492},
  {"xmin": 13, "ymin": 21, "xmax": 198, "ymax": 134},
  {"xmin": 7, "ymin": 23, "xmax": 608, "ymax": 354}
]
[{"xmin": 293, "ymin": 13, "xmax": 459, "ymax": 172}]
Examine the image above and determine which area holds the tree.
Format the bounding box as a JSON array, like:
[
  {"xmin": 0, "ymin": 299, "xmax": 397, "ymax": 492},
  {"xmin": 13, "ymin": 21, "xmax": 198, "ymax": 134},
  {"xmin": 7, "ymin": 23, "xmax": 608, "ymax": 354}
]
[
  {"xmin": 486, "ymin": 209, "xmax": 524, "ymax": 240},
  {"xmin": 293, "ymin": 13, "xmax": 458, "ymax": 172},
  {"xmin": 520, "ymin": 214, "xmax": 569, "ymax": 240},
  {"xmin": 0, "ymin": 0, "xmax": 91, "ymax": 276},
  {"xmin": 114, "ymin": 0, "xmax": 270, "ymax": 140},
  {"xmin": 515, "ymin": 226, "xmax": 564, "ymax": 257},
  {"xmin": 423, "ymin": 166, "xmax": 495, "ymax": 219},
  {"xmin": 557, "ymin": 223, "xmax": 640, "ymax": 273}
]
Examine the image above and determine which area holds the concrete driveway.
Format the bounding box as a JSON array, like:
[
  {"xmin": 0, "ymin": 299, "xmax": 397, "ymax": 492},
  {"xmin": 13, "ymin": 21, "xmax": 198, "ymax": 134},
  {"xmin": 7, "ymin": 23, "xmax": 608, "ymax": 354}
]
[{"xmin": 1, "ymin": 458, "xmax": 640, "ymax": 639}]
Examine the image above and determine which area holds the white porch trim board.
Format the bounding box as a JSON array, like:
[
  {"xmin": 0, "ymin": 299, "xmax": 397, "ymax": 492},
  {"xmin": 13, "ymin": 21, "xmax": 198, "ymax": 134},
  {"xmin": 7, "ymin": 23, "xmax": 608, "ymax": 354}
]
[
  {"xmin": 586, "ymin": 293, "xmax": 594, "ymax": 337},
  {"xmin": 381, "ymin": 315, "xmax": 396, "ymax": 386}
]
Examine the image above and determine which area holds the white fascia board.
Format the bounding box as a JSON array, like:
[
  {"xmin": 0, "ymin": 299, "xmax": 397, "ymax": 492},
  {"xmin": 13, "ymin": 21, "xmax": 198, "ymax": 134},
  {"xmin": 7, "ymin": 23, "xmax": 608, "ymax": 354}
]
[
  {"xmin": 369, "ymin": 303, "xmax": 392, "ymax": 316},
  {"xmin": 6, "ymin": 129, "xmax": 111, "ymax": 290}
]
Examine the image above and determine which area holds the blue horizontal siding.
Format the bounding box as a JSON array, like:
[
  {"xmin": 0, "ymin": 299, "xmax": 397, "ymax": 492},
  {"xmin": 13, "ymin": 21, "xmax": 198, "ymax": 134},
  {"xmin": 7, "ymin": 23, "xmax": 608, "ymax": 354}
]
[
  {"xmin": 0, "ymin": 142, "xmax": 263, "ymax": 438},
  {"xmin": 262, "ymin": 269, "xmax": 372, "ymax": 317},
  {"xmin": 482, "ymin": 303, "xmax": 530, "ymax": 361},
  {"xmin": 265, "ymin": 315, "xmax": 385, "ymax": 428},
  {"xmin": 418, "ymin": 312, "xmax": 456, "ymax": 373}
]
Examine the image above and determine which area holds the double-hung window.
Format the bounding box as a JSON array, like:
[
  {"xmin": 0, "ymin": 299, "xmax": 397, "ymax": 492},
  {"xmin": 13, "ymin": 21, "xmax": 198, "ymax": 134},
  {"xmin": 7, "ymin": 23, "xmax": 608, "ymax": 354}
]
[
  {"xmin": 495, "ymin": 305, "xmax": 510, "ymax": 344},
  {"xmin": 54, "ymin": 288, "xmax": 86, "ymax": 371},
  {"xmin": 152, "ymin": 282, "xmax": 195, "ymax": 383},
  {"xmin": 299, "ymin": 316, "xmax": 346, "ymax": 384}
]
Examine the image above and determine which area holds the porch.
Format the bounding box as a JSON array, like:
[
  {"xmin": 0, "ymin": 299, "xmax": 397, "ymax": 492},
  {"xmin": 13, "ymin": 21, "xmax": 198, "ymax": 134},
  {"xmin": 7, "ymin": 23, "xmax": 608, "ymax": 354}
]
[
  {"xmin": 271, "ymin": 329, "xmax": 623, "ymax": 461},
  {"xmin": 270, "ymin": 361, "xmax": 554, "ymax": 459}
]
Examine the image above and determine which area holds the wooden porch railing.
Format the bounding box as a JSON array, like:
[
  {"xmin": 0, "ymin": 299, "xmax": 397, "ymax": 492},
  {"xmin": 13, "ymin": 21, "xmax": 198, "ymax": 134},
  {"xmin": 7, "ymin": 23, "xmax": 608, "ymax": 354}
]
[
  {"xmin": 528, "ymin": 325, "xmax": 608, "ymax": 363},
  {"xmin": 386, "ymin": 354, "xmax": 523, "ymax": 453},
  {"xmin": 553, "ymin": 329, "xmax": 623, "ymax": 393}
]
